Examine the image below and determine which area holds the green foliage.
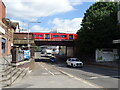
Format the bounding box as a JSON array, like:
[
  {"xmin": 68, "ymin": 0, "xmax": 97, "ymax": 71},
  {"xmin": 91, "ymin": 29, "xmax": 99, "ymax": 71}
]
[
  {"xmin": 76, "ymin": 2, "xmax": 119, "ymax": 54},
  {"xmin": 34, "ymin": 46, "xmax": 39, "ymax": 51}
]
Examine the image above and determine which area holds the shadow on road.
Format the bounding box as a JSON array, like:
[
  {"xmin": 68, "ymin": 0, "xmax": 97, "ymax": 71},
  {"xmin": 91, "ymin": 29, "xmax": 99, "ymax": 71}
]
[{"xmin": 54, "ymin": 56, "xmax": 120, "ymax": 79}]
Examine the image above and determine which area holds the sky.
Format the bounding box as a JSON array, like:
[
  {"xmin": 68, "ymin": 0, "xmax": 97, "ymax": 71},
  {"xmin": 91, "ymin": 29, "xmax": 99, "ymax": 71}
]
[{"xmin": 2, "ymin": 0, "xmax": 98, "ymax": 34}]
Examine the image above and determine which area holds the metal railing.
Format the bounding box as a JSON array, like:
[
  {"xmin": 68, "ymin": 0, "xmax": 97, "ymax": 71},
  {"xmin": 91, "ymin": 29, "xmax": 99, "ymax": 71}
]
[{"xmin": 1, "ymin": 55, "xmax": 13, "ymax": 87}]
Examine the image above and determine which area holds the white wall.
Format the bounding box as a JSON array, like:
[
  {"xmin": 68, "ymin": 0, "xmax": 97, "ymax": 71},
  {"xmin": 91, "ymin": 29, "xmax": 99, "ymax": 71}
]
[{"xmin": 96, "ymin": 49, "xmax": 119, "ymax": 62}]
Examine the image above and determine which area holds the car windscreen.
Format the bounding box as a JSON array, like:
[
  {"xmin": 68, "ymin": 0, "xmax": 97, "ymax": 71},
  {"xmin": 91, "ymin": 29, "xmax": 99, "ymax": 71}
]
[
  {"xmin": 71, "ymin": 59, "xmax": 80, "ymax": 61},
  {"xmin": 47, "ymin": 53, "xmax": 51, "ymax": 54}
]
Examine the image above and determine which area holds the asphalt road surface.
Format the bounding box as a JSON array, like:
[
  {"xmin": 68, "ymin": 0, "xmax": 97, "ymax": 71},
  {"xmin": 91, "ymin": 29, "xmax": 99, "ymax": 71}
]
[
  {"xmin": 8, "ymin": 52, "xmax": 102, "ymax": 88},
  {"xmin": 35, "ymin": 52, "xmax": 119, "ymax": 89}
]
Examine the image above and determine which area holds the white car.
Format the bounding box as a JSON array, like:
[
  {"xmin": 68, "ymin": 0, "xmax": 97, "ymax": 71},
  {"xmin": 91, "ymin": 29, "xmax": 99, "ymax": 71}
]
[
  {"xmin": 40, "ymin": 51, "xmax": 46, "ymax": 57},
  {"xmin": 45, "ymin": 53, "xmax": 52, "ymax": 57},
  {"xmin": 66, "ymin": 58, "xmax": 83, "ymax": 67}
]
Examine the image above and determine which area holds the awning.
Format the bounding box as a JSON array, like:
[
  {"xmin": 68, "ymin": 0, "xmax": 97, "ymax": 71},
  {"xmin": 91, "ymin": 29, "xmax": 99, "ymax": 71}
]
[{"xmin": 0, "ymin": 26, "xmax": 5, "ymax": 34}]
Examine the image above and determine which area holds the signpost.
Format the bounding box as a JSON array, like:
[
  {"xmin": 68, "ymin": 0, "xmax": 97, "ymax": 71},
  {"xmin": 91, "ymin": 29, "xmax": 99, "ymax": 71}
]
[{"xmin": 24, "ymin": 50, "xmax": 30, "ymax": 60}]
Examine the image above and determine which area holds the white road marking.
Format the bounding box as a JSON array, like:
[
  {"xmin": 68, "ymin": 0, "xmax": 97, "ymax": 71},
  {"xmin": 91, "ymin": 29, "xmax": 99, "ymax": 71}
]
[
  {"xmin": 88, "ymin": 77, "xmax": 98, "ymax": 79},
  {"xmin": 88, "ymin": 76, "xmax": 120, "ymax": 80},
  {"xmin": 44, "ymin": 68, "xmax": 48, "ymax": 70},
  {"xmin": 48, "ymin": 71, "xmax": 55, "ymax": 76},
  {"xmin": 100, "ymin": 76, "xmax": 110, "ymax": 78},
  {"xmin": 28, "ymin": 70, "xmax": 32, "ymax": 73},
  {"xmin": 41, "ymin": 65, "xmax": 44, "ymax": 68},
  {"xmin": 44, "ymin": 68, "xmax": 54, "ymax": 76}
]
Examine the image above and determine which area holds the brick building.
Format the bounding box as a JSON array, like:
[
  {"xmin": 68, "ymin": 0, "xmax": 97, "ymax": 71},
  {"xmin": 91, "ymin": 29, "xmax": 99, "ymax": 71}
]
[
  {"xmin": 0, "ymin": 0, "xmax": 5, "ymax": 21},
  {"xmin": 13, "ymin": 32, "xmax": 35, "ymax": 59},
  {"xmin": 0, "ymin": 0, "xmax": 18, "ymax": 57}
]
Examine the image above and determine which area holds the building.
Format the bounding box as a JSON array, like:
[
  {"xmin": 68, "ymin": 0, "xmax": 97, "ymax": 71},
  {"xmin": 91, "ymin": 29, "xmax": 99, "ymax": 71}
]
[
  {"xmin": 0, "ymin": 0, "xmax": 7, "ymax": 57},
  {"xmin": 13, "ymin": 32, "xmax": 35, "ymax": 60},
  {"xmin": 0, "ymin": 1, "xmax": 18, "ymax": 57},
  {"xmin": 0, "ymin": 0, "xmax": 5, "ymax": 21}
]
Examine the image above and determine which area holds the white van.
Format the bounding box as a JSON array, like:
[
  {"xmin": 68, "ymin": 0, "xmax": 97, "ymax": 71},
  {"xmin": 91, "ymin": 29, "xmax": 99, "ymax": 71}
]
[{"xmin": 45, "ymin": 49, "xmax": 52, "ymax": 57}]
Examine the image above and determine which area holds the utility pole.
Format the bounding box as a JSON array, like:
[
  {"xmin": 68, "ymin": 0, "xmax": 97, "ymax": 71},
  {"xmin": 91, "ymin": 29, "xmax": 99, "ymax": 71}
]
[
  {"xmin": 28, "ymin": 21, "xmax": 41, "ymax": 49},
  {"xmin": 27, "ymin": 22, "xmax": 41, "ymax": 58}
]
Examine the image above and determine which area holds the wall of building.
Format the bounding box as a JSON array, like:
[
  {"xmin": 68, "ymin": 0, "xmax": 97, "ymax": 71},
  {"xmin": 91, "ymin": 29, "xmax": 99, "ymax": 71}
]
[
  {"xmin": 0, "ymin": 1, "xmax": 14, "ymax": 57},
  {"xmin": 96, "ymin": 49, "xmax": 119, "ymax": 62},
  {"xmin": 0, "ymin": 22, "xmax": 14, "ymax": 57},
  {"xmin": 14, "ymin": 33, "xmax": 34, "ymax": 40},
  {"xmin": 13, "ymin": 33, "xmax": 35, "ymax": 59},
  {"xmin": 0, "ymin": 0, "xmax": 6, "ymax": 21}
]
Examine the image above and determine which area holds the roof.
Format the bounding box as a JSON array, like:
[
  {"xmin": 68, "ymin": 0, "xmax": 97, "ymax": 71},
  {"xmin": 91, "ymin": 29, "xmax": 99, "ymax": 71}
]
[{"xmin": 11, "ymin": 22, "xmax": 20, "ymax": 30}]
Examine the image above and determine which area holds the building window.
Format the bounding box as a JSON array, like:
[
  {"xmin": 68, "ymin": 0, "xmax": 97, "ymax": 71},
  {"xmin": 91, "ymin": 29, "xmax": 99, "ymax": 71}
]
[
  {"xmin": 60, "ymin": 35, "xmax": 66, "ymax": 38},
  {"xmin": 52, "ymin": 35, "xmax": 59, "ymax": 38},
  {"xmin": 2, "ymin": 38, "xmax": 6, "ymax": 53},
  {"xmin": 38, "ymin": 35, "xmax": 43, "ymax": 37}
]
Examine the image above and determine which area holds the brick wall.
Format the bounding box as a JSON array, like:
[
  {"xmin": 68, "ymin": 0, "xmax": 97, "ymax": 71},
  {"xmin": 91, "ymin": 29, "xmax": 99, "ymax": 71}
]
[
  {"xmin": 14, "ymin": 33, "xmax": 34, "ymax": 40},
  {"xmin": 0, "ymin": 23, "xmax": 14, "ymax": 57},
  {"xmin": 0, "ymin": 0, "xmax": 6, "ymax": 21}
]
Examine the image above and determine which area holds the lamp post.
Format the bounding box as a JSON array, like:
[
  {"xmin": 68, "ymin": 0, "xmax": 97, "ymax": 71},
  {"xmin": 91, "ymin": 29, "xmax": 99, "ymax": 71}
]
[
  {"xmin": 28, "ymin": 21, "xmax": 41, "ymax": 48},
  {"xmin": 27, "ymin": 22, "xmax": 41, "ymax": 57}
]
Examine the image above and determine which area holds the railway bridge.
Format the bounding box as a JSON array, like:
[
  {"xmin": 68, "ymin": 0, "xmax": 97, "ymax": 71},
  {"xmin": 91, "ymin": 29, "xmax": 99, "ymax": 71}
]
[
  {"xmin": 13, "ymin": 32, "xmax": 77, "ymax": 60},
  {"xmin": 34, "ymin": 33, "xmax": 77, "ymax": 57}
]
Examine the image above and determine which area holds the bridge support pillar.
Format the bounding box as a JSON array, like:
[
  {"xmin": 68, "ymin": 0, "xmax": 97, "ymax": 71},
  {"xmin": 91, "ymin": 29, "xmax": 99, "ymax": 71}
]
[{"xmin": 66, "ymin": 46, "xmax": 74, "ymax": 57}]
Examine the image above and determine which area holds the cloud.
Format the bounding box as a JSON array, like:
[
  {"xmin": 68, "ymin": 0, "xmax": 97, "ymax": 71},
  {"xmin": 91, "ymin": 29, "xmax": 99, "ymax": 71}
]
[
  {"xmin": 69, "ymin": 0, "xmax": 83, "ymax": 5},
  {"xmin": 30, "ymin": 25, "xmax": 49, "ymax": 32},
  {"xmin": 3, "ymin": 0, "xmax": 77, "ymax": 21},
  {"xmin": 49, "ymin": 18, "xmax": 83, "ymax": 33}
]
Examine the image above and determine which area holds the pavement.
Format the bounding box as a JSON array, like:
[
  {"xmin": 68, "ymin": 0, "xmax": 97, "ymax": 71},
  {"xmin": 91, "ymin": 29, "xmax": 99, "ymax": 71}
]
[
  {"xmin": 0, "ymin": 57, "xmax": 3, "ymax": 89},
  {"xmin": 5, "ymin": 62, "xmax": 101, "ymax": 88}
]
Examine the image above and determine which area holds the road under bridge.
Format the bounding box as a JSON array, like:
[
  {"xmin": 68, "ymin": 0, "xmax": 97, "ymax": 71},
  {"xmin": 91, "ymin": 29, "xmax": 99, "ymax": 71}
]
[{"xmin": 34, "ymin": 39, "xmax": 76, "ymax": 57}]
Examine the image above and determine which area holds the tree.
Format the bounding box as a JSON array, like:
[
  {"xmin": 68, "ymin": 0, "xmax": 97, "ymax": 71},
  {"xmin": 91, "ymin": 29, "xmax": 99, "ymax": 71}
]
[{"xmin": 76, "ymin": 2, "xmax": 119, "ymax": 60}]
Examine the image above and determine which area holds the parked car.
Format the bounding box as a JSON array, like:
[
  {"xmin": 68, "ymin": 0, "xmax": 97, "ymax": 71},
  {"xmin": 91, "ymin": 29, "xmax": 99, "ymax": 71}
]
[
  {"xmin": 40, "ymin": 51, "xmax": 46, "ymax": 57},
  {"xmin": 50, "ymin": 56, "xmax": 57, "ymax": 62},
  {"xmin": 66, "ymin": 58, "xmax": 83, "ymax": 67},
  {"xmin": 45, "ymin": 52, "xmax": 52, "ymax": 57}
]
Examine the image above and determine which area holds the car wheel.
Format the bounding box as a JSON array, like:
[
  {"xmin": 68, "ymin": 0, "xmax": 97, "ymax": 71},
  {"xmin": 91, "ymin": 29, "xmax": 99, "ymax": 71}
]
[
  {"xmin": 71, "ymin": 64, "xmax": 74, "ymax": 67},
  {"xmin": 73, "ymin": 64, "xmax": 76, "ymax": 67},
  {"xmin": 66, "ymin": 64, "xmax": 69, "ymax": 67}
]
